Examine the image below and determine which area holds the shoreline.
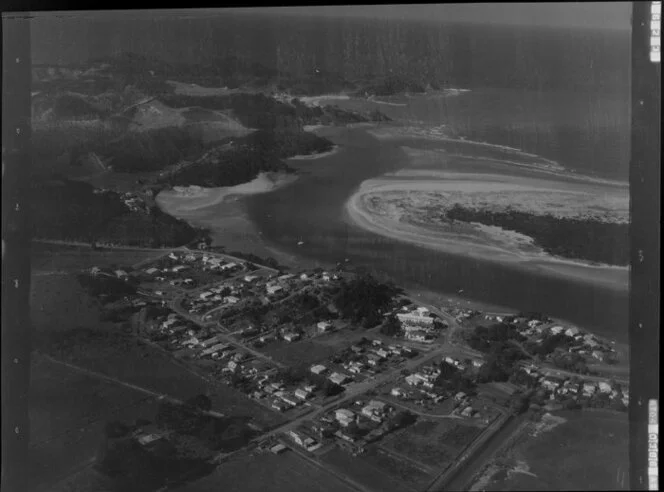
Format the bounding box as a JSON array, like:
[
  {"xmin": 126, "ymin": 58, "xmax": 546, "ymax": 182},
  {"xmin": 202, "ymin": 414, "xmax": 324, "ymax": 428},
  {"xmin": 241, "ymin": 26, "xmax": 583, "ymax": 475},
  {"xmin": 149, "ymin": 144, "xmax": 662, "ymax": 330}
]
[{"xmin": 287, "ymin": 145, "xmax": 341, "ymax": 161}]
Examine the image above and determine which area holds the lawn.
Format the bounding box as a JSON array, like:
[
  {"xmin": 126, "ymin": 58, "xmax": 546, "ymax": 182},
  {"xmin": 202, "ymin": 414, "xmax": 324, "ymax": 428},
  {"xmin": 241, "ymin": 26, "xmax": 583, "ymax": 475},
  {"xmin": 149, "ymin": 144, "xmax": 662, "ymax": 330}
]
[
  {"xmin": 380, "ymin": 419, "xmax": 460, "ymax": 470},
  {"xmin": 29, "ymin": 354, "xmax": 162, "ymax": 492},
  {"xmin": 178, "ymin": 449, "xmax": 356, "ymax": 492},
  {"xmin": 259, "ymin": 339, "xmax": 342, "ymax": 368},
  {"xmin": 321, "ymin": 447, "xmax": 417, "ymax": 492},
  {"xmin": 484, "ymin": 411, "xmax": 629, "ymax": 491}
]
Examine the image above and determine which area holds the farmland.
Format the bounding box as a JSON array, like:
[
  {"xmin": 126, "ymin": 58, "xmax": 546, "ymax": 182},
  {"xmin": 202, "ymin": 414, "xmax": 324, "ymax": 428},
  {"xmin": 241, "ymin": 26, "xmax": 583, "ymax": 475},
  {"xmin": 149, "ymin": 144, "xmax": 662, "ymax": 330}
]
[
  {"xmin": 380, "ymin": 419, "xmax": 481, "ymax": 470},
  {"xmin": 478, "ymin": 411, "xmax": 629, "ymax": 491},
  {"xmin": 178, "ymin": 449, "xmax": 357, "ymax": 492}
]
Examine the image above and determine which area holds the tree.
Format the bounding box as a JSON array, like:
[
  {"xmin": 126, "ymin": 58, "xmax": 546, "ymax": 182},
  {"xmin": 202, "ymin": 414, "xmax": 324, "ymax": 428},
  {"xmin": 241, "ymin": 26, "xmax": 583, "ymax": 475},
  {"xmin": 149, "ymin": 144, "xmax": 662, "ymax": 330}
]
[{"xmin": 380, "ymin": 314, "xmax": 401, "ymax": 336}]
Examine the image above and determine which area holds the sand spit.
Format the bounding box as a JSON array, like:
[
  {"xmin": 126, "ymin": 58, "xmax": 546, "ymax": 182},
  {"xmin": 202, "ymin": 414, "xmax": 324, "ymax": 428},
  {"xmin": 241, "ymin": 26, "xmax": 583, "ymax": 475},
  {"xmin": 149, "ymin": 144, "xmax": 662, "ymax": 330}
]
[
  {"xmin": 156, "ymin": 172, "xmax": 298, "ymax": 213},
  {"xmin": 287, "ymin": 145, "xmax": 342, "ymax": 161},
  {"xmin": 345, "ymin": 172, "xmax": 629, "ymax": 288},
  {"xmin": 166, "ymin": 80, "xmax": 235, "ymax": 97},
  {"xmin": 299, "ymin": 94, "xmax": 351, "ymax": 107}
]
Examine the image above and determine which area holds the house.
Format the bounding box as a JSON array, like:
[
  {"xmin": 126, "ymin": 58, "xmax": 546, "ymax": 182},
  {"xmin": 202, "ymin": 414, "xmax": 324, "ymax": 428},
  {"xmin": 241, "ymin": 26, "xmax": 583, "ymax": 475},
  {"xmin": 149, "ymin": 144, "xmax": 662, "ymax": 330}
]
[
  {"xmin": 565, "ymin": 327, "xmax": 580, "ymax": 337},
  {"xmin": 267, "ymin": 284, "xmax": 283, "ymax": 295},
  {"xmin": 291, "ymin": 387, "xmax": 309, "ymax": 400},
  {"xmin": 310, "ymin": 364, "xmax": 327, "ymax": 375},
  {"xmin": 168, "ymin": 252, "xmax": 179, "ymax": 260},
  {"xmin": 350, "ymin": 345, "xmax": 364, "ymax": 354},
  {"xmin": 472, "ymin": 359, "xmax": 485, "ymax": 368},
  {"xmin": 224, "ymin": 296, "xmax": 240, "ymax": 304},
  {"xmin": 406, "ymin": 331, "xmax": 434, "ymax": 343},
  {"xmin": 278, "ymin": 274, "xmax": 294, "ymax": 281},
  {"xmin": 444, "ymin": 356, "xmax": 457, "ymax": 366},
  {"xmin": 283, "ymin": 332, "xmax": 301, "ymax": 343},
  {"xmin": 335, "ymin": 430, "xmax": 356, "ymax": 443},
  {"xmin": 145, "ymin": 267, "xmax": 159, "ymax": 275},
  {"xmin": 200, "ymin": 335, "xmax": 224, "ymax": 348},
  {"xmin": 137, "ymin": 433, "xmax": 164, "ymax": 446},
  {"xmin": 391, "ymin": 387, "xmax": 407, "ymax": 398},
  {"xmin": 271, "ymin": 400, "xmax": 288, "ymax": 412},
  {"xmin": 317, "ymin": 321, "xmax": 334, "ymax": 333},
  {"xmin": 591, "ymin": 350, "xmax": 605, "ymax": 361},
  {"xmin": 550, "ymin": 326, "xmax": 564, "ymax": 335},
  {"xmin": 114, "ymin": 270, "xmax": 128, "ymax": 278},
  {"xmin": 199, "ymin": 291, "xmax": 214, "ymax": 300},
  {"xmin": 280, "ymin": 393, "xmax": 300, "ymax": 407},
  {"xmin": 361, "ymin": 400, "xmax": 387, "ymax": 419},
  {"xmin": 227, "ymin": 360, "xmax": 238, "ymax": 372},
  {"xmin": 270, "ymin": 444, "xmax": 287, "ymax": 454},
  {"xmin": 259, "ymin": 334, "xmax": 276, "ymax": 343},
  {"xmin": 348, "ymin": 362, "xmax": 365, "ymax": 374},
  {"xmin": 201, "ymin": 343, "xmax": 230, "ymax": 357},
  {"xmin": 335, "ymin": 408, "xmax": 355, "ymax": 426},
  {"xmin": 244, "ymin": 275, "xmax": 259, "ymax": 283},
  {"xmin": 172, "ymin": 265, "xmax": 188, "ymax": 273},
  {"xmin": 598, "ymin": 381, "xmax": 612, "ymax": 393},
  {"xmin": 405, "ymin": 374, "xmax": 423, "ymax": 386},
  {"xmin": 366, "ymin": 353, "xmax": 382, "ymax": 366},
  {"xmin": 461, "ymin": 406, "xmax": 475, "ymax": 417},
  {"xmin": 454, "ymin": 391, "xmax": 467, "ymax": 402},
  {"xmin": 329, "ymin": 372, "xmax": 350, "ymax": 386},
  {"xmin": 397, "ymin": 307, "xmax": 435, "ymax": 328},
  {"xmin": 376, "ymin": 348, "xmax": 389, "ymax": 359},
  {"xmin": 583, "ymin": 383, "xmax": 597, "ymax": 395},
  {"xmin": 304, "ymin": 383, "xmax": 317, "ymax": 393},
  {"xmin": 541, "ymin": 378, "xmax": 560, "ymax": 391}
]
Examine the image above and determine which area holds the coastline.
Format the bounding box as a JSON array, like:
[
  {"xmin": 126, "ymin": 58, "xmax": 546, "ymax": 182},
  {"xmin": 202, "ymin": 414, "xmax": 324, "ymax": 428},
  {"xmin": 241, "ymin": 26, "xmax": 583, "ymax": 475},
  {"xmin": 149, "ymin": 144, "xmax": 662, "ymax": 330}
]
[{"xmin": 287, "ymin": 145, "xmax": 341, "ymax": 161}]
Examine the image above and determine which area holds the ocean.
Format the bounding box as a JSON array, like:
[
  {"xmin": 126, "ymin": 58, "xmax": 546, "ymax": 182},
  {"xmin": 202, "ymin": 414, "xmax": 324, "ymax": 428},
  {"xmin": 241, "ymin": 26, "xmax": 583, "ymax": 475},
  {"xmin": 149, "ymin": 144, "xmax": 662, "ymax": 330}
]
[{"xmin": 31, "ymin": 12, "xmax": 632, "ymax": 340}]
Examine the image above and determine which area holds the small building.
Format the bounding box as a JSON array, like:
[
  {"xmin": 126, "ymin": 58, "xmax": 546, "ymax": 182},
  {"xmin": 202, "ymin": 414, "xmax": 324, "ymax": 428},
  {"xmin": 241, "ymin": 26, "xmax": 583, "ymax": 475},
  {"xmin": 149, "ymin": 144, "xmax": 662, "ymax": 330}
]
[
  {"xmin": 591, "ymin": 350, "xmax": 605, "ymax": 361},
  {"xmin": 145, "ymin": 267, "xmax": 159, "ymax": 275},
  {"xmin": 461, "ymin": 406, "xmax": 475, "ymax": 417},
  {"xmin": 172, "ymin": 265, "xmax": 188, "ymax": 273},
  {"xmin": 454, "ymin": 391, "xmax": 467, "ymax": 402},
  {"xmin": 271, "ymin": 400, "xmax": 288, "ymax": 412},
  {"xmin": 200, "ymin": 335, "xmax": 224, "ymax": 348},
  {"xmin": 361, "ymin": 400, "xmax": 387, "ymax": 419},
  {"xmin": 565, "ymin": 327, "xmax": 580, "ymax": 337},
  {"xmin": 329, "ymin": 372, "xmax": 350, "ymax": 386},
  {"xmin": 267, "ymin": 284, "xmax": 283, "ymax": 295},
  {"xmin": 350, "ymin": 345, "xmax": 364, "ymax": 354},
  {"xmin": 550, "ymin": 326, "xmax": 564, "ymax": 335},
  {"xmin": 295, "ymin": 388, "xmax": 311, "ymax": 400},
  {"xmin": 114, "ymin": 270, "xmax": 128, "ymax": 278},
  {"xmin": 391, "ymin": 387, "xmax": 407, "ymax": 398},
  {"xmin": 335, "ymin": 408, "xmax": 355, "ymax": 426},
  {"xmin": 598, "ymin": 381, "xmax": 612, "ymax": 393},
  {"xmin": 270, "ymin": 443, "xmax": 287, "ymax": 454},
  {"xmin": 283, "ymin": 332, "xmax": 301, "ymax": 343},
  {"xmin": 224, "ymin": 296, "xmax": 240, "ymax": 304},
  {"xmin": 583, "ymin": 383, "xmax": 597, "ymax": 395},
  {"xmin": 317, "ymin": 321, "xmax": 334, "ymax": 333},
  {"xmin": 310, "ymin": 364, "xmax": 327, "ymax": 375},
  {"xmin": 376, "ymin": 349, "xmax": 389, "ymax": 359},
  {"xmin": 244, "ymin": 275, "xmax": 259, "ymax": 283}
]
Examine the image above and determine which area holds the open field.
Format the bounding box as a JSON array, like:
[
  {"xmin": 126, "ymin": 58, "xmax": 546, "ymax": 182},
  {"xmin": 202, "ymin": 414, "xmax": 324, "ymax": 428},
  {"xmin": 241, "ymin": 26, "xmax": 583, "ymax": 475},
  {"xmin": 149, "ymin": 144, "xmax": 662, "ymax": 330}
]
[
  {"xmin": 258, "ymin": 339, "xmax": 342, "ymax": 368},
  {"xmin": 321, "ymin": 446, "xmax": 417, "ymax": 492},
  {"xmin": 29, "ymin": 354, "xmax": 161, "ymax": 492},
  {"xmin": 30, "ymin": 270, "xmax": 284, "ymax": 430},
  {"xmin": 31, "ymin": 243, "xmax": 162, "ymax": 273},
  {"xmin": 178, "ymin": 449, "xmax": 357, "ymax": 492},
  {"xmin": 477, "ymin": 411, "xmax": 629, "ymax": 491},
  {"xmin": 380, "ymin": 419, "xmax": 481, "ymax": 470}
]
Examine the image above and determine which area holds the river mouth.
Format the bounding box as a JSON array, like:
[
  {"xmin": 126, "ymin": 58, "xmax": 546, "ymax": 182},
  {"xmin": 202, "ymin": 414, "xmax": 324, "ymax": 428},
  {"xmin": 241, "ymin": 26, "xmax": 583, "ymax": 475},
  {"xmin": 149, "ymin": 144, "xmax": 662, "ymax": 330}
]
[{"xmin": 157, "ymin": 108, "xmax": 629, "ymax": 342}]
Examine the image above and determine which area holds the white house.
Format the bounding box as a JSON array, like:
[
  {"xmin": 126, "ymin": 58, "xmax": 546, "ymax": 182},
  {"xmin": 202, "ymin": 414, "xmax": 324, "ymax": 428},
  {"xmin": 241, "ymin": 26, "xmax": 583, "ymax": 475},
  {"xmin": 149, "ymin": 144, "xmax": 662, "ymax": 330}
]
[
  {"xmin": 598, "ymin": 381, "xmax": 612, "ymax": 393},
  {"xmin": 310, "ymin": 364, "xmax": 327, "ymax": 375},
  {"xmin": 267, "ymin": 284, "xmax": 283, "ymax": 295},
  {"xmin": 565, "ymin": 327, "xmax": 580, "ymax": 337},
  {"xmin": 283, "ymin": 332, "xmax": 301, "ymax": 343},
  {"xmin": 329, "ymin": 372, "xmax": 350, "ymax": 386},
  {"xmin": 317, "ymin": 321, "xmax": 334, "ymax": 332},
  {"xmin": 550, "ymin": 326, "xmax": 564, "ymax": 335},
  {"xmin": 335, "ymin": 408, "xmax": 355, "ymax": 426}
]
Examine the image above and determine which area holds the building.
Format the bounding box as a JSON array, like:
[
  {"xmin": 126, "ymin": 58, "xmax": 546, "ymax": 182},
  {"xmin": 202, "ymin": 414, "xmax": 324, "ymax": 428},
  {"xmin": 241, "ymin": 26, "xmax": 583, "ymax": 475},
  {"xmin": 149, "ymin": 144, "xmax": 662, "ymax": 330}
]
[
  {"xmin": 199, "ymin": 291, "xmax": 214, "ymax": 300},
  {"xmin": 329, "ymin": 372, "xmax": 350, "ymax": 386},
  {"xmin": 114, "ymin": 270, "xmax": 128, "ymax": 278},
  {"xmin": 583, "ymin": 383, "xmax": 597, "ymax": 395},
  {"xmin": 172, "ymin": 265, "xmax": 188, "ymax": 273},
  {"xmin": 565, "ymin": 327, "xmax": 580, "ymax": 337},
  {"xmin": 310, "ymin": 364, "xmax": 327, "ymax": 375},
  {"xmin": 201, "ymin": 343, "xmax": 230, "ymax": 357},
  {"xmin": 335, "ymin": 408, "xmax": 355, "ymax": 426},
  {"xmin": 271, "ymin": 400, "xmax": 288, "ymax": 412},
  {"xmin": 397, "ymin": 307, "xmax": 435, "ymax": 328},
  {"xmin": 224, "ymin": 296, "xmax": 240, "ymax": 304},
  {"xmin": 454, "ymin": 391, "xmax": 467, "ymax": 402},
  {"xmin": 461, "ymin": 406, "xmax": 475, "ymax": 417},
  {"xmin": 270, "ymin": 443, "xmax": 287, "ymax": 454},
  {"xmin": 361, "ymin": 400, "xmax": 387, "ymax": 420},
  {"xmin": 591, "ymin": 350, "xmax": 605, "ymax": 361},
  {"xmin": 366, "ymin": 353, "xmax": 382, "ymax": 366},
  {"xmin": 283, "ymin": 332, "xmax": 301, "ymax": 343},
  {"xmin": 598, "ymin": 381, "xmax": 612, "ymax": 393},
  {"xmin": 550, "ymin": 326, "xmax": 564, "ymax": 335},
  {"xmin": 391, "ymin": 387, "xmax": 407, "ymax": 398},
  {"xmin": 295, "ymin": 388, "xmax": 311, "ymax": 400},
  {"xmin": 267, "ymin": 284, "xmax": 283, "ymax": 295},
  {"xmin": 145, "ymin": 267, "xmax": 159, "ymax": 275},
  {"xmin": 405, "ymin": 374, "xmax": 424, "ymax": 386},
  {"xmin": 317, "ymin": 321, "xmax": 334, "ymax": 333},
  {"xmin": 200, "ymin": 335, "xmax": 224, "ymax": 348},
  {"xmin": 376, "ymin": 348, "xmax": 389, "ymax": 359}
]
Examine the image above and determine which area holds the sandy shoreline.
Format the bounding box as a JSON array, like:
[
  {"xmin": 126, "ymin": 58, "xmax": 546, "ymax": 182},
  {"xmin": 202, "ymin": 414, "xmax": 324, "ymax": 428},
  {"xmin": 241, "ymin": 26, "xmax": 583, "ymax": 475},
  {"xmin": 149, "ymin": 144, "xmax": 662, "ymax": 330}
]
[{"xmin": 287, "ymin": 145, "xmax": 341, "ymax": 161}]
